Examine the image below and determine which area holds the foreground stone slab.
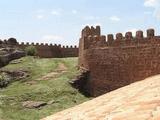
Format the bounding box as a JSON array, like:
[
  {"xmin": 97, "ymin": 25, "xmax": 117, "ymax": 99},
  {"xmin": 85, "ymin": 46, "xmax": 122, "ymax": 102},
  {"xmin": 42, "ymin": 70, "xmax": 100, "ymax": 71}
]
[{"xmin": 41, "ymin": 75, "xmax": 160, "ymax": 120}]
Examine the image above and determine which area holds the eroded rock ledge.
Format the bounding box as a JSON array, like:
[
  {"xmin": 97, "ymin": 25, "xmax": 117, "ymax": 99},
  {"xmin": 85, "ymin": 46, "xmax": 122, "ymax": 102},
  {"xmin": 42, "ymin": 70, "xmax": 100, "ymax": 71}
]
[{"xmin": 0, "ymin": 48, "xmax": 25, "ymax": 68}]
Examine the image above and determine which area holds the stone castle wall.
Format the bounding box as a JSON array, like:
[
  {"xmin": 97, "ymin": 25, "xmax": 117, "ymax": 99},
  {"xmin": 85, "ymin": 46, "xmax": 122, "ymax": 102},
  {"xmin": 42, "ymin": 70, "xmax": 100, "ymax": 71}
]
[
  {"xmin": 18, "ymin": 42, "xmax": 78, "ymax": 58},
  {"xmin": 79, "ymin": 26, "xmax": 160, "ymax": 96},
  {"xmin": 1, "ymin": 40, "xmax": 78, "ymax": 58}
]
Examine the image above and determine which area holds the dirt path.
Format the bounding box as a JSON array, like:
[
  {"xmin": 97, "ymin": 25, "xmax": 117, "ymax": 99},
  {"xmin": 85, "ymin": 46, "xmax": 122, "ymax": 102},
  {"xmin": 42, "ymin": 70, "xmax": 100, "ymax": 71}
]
[
  {"xmin": 55, "ymin": 63, "xmax": 68, "ymax": 72},
  {"xmin": 37, "ymin": 63, "xmax": 68, "ymax": 81}
]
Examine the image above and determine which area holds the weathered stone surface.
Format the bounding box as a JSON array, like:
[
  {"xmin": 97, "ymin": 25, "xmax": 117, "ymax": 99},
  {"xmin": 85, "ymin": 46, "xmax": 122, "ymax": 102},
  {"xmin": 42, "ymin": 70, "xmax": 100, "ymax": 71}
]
[
  {"xmin": 41, "ymin": 75, "xmax": 160, "ymax": 120},
  {"xmin": 79, "ymin": 26, "xmax": 160, "ymax": 97},
  {"xmin": 0, "ymin": 49, "xmax": 25, "ymax": 68},
  {"xmin": 0, "ymin": 70, "xmax": 29, "ymax": 88},
  {"xmin": 22, "ymin": 101, "xmax": 47, "ymax": 109},
  {"xmin": 69, "ymin": 70, "xmax": 90, "ymax": 95},
  {"xmin": 1, "ymin": 70, "xmax": 29, "ymax": 79}
]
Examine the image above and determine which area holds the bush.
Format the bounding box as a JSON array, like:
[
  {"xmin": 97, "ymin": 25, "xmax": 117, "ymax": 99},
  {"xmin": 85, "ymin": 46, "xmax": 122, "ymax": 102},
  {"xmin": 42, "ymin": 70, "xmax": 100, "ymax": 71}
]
[
  {"xmin": 25, "ymin": 46, "xmax": 37, "ymax": 56},
  {"xmin": 0, "ymin": 73, "xmax": 10, "ymax": 88}
]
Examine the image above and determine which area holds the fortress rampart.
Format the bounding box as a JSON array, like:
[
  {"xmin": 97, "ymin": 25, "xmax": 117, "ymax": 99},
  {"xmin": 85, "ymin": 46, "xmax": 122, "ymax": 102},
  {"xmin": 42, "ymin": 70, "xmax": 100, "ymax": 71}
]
[
  {"xmin": 79, "ymin": 26, "xmax": 160, "ymax": 96},
  {"xmin": 0, "ymin": 40, "xmax": 78, "ymax": 58}
]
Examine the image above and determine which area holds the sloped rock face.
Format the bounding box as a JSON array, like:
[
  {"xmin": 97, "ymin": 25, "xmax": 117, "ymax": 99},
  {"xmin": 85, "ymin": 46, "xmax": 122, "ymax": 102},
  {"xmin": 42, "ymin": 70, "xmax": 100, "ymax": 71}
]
[
  {"xmin": 0, "ymin": 38, "xmax": 26, "ymax": 68},
  {"xmin": 41, "ymin": 75, "xmax": 160, "ymax": 120},
  {"xmin": 0, "ymin": 70, "xmax": 29, "ymax": 88},
  {"xmin": 0, "ymin": 48, "xmax": 25, "ymax": 68}
]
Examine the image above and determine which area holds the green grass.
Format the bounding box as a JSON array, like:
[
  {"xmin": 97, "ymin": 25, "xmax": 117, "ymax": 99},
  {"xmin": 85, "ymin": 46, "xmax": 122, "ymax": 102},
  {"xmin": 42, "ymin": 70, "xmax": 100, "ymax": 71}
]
[{"xmin": 0, "ymin": 56, "xmax": 91, "ymax": 120}]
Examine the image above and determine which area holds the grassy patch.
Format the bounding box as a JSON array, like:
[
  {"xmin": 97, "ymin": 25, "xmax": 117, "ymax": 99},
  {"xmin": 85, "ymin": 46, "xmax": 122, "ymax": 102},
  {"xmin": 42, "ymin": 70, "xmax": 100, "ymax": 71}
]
[{"xmin": 0, "ymin": 57, "xmax": 91, "ymax": 120}]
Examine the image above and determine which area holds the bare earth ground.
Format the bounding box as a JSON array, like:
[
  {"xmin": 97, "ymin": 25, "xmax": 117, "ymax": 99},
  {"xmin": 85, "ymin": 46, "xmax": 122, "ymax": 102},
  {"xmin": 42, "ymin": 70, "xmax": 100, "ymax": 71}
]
[
  {"xmin": 42, "ymin": 75, "xmax": 160, "ymax": 120},
  {"xmin": 37, "ymin": 63, "xmax": 68, "ymax": 81}
]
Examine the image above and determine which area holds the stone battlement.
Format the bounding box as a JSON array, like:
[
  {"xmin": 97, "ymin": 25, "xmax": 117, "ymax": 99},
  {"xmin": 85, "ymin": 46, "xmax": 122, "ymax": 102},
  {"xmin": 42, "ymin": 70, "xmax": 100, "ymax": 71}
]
[
  {"xmin": 0, "ymin": 39, "xmax": 78, "ymax": 58},
  {"xmin": 81, "ymin": 26, "xmax": 160, "ymax": 50},
  {"xmin": 18, "ymin": 42, "xmax": 78, "ymax": 49},
  {"xmin": 79, "ymin": 26, "xmax": 160, "ymax": 96}
]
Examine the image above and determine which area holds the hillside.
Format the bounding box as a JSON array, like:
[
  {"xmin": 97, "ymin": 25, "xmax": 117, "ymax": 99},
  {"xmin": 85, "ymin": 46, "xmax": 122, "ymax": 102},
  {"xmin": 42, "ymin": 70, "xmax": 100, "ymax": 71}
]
[
  {"xmin": 42, "ymin": 75, "xmax": 160, "ymax": 120},
  {"xmin": 0, "ymin": 57, "xmax": 90, "ymax": 120}
]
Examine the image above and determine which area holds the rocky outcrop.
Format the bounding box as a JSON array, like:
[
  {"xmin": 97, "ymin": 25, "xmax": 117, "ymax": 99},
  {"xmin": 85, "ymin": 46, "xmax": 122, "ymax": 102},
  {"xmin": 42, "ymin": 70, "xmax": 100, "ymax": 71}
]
[
  {"xmin": 22, "ymin": 100, "xmax": 56, "ymax": 109},
  {"xmin": 0, "ymin": 48, "xmax": 26, "ymax": 68},
  {"xmin": 0, "ymin": 38, "xmax": 26, "ymax": 68},
  {"xmin": 22, "ymin": 101, "xmax": 47, "ymax": 109},
  {"xmin": 69, "ymin": 69, "xmax": 90, "ymax": 96},
  {"xmin": 41, "ymin": 75, "xmax": 160, "ymax": 120},
  {"xmin": 0, "ymin": 69, "xmax": 29, "ymax": 88}
]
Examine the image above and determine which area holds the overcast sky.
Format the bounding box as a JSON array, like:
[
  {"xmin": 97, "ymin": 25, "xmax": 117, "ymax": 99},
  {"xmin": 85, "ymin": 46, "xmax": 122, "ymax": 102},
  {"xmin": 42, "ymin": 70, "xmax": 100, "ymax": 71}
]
[{"xmin": 0, "ymin": 0, "xmax": 159, "ymax": 45}]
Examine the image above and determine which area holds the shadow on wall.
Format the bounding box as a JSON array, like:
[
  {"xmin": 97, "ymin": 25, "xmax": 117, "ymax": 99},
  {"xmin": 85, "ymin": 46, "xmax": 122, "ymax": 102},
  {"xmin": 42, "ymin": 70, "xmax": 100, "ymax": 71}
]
[{"xmin": 69, "ymin": 68, "xmax": 91, "ymax": 97}]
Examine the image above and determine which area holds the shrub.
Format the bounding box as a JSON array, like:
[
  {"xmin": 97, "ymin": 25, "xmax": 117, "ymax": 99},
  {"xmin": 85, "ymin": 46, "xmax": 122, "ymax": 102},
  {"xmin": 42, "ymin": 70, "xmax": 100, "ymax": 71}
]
[
  {"xmin": 25, "ymin": 46, "xmax": 37, "ymax": 56},
  {"xmin": 0, "ymin": 73, "xmax": 10, "ymax": 88}
]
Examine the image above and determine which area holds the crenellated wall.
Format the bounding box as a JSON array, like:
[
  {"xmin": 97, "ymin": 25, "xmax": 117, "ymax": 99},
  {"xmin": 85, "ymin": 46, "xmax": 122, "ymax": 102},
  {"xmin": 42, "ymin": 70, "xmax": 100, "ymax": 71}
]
[
  {"xmin": 20, "ymin": 43, "xmax": 79, "ymax": 58},
  {"xmin": 0, "ymin": 40, "xmax": 78, "ymax": 58},
  {"xmin": 79, "ymin": 26, "xmax": 160, "ymax": 96}
]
